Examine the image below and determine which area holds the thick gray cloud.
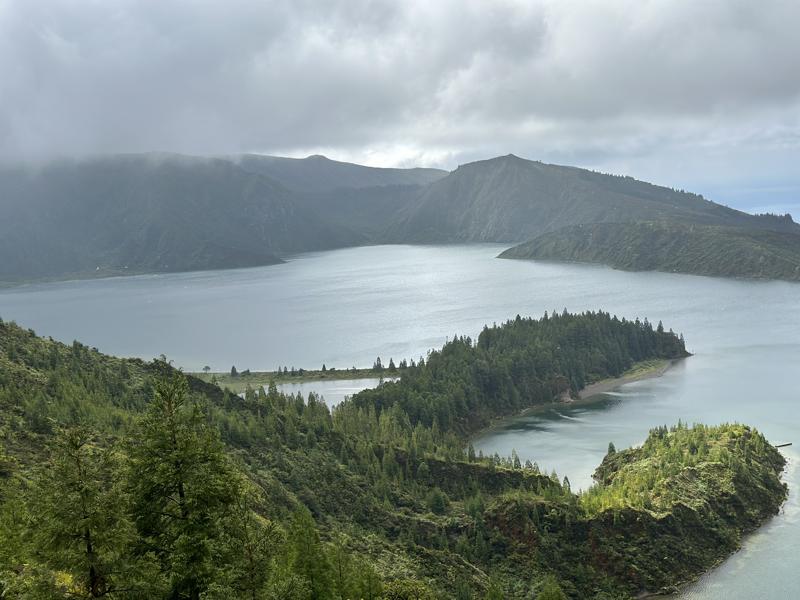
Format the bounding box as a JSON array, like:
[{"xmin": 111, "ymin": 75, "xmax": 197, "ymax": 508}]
[{"xmin": 1, "ymin": 0, "xmax": 799, "ymax": 209}]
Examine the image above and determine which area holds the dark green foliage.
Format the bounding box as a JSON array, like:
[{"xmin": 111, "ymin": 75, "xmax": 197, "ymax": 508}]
[
  {"xmin": 126, "ymin": 374, "xmax": 240, "ymax": 599},
  {"xmin": 501, "ymin": 221, "xmax": 800, "ymax": 282},
  {"xmin": 3, "ymin": 152, "xmax": 798, "ymax": 284},
  {"xmin": 425, "ymin": 488, "xmax": 449, "ymax": 515},
  {"xmin": 385, "ymin": 154, "xmax": 798, "ymax": 245},
  {"xmin": 27, "ymin": 428, "xmax": 158, "ymax": 598},
  {"xmin": 0, "ymin": 317, "xmax": 786, "ymax": 599},
  {"xmin": 349, "ymin": 311, "xmax": 687, "ymax": 434},
  {"xmin": 0, "ymin": 155, "xmax": 355, "ymax": 282}
]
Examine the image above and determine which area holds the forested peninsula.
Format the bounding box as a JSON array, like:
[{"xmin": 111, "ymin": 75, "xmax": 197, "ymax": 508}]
[
  {"xmin": 500, "ymin": 221, "xmax": 800, "ymax": 282},
  {"xmin": 0, "ymin": 313, "xmax": 786, "ymax": 599}
]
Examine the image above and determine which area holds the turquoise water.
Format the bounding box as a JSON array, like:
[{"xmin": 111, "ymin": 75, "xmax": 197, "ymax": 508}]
[{"xmin": 1, "ymin": 244, "xmax": 798, "ymax": 598}]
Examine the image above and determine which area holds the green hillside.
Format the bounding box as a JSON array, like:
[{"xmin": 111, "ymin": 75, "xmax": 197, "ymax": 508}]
[
  {"xmin": 0, "ymin": 154, "xmax": 363, "ymax": 282},
  {"xmin": 500, "ymin": 221, "xmax": 800, "ymax": 282},
  {"xmin": 0, "ymin": 314, "xmax": 786, "ymax": 598},
  {"xmin": 2, "ymin": 152, "xmax": 798, "ymax": 284},
  {"xmin": 385, "ymin": 155, "xmax": 798, "ymax": 243}
]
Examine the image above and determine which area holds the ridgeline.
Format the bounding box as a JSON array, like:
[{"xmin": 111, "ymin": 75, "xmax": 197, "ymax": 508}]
[{"xmin": 2, "ymin": 153, "xmax": 798, "ymax": 284}]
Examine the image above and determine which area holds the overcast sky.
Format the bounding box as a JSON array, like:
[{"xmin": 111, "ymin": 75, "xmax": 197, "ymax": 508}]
[{"xmin": 1, "ymin": 0, "xmax": 798, "ymax": 212}]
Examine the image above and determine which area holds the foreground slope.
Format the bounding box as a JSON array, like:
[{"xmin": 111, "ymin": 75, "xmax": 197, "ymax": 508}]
[
  {"xmin": 500, "ymin": 221, "xmax": 800, "ymax": 281},
  {"xmin": 386, "ymin": 155, "xmax": 798, "ymax": 243},
  {"xmin": 0, "ymin": 314, "xmax": 787, "ymax": 598}
]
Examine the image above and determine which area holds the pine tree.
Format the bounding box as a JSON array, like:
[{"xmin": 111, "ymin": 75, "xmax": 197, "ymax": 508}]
[
  {"xmin": 287, "ymin": 507, "xmax": 334, "ymax": 599},
  {"xmin": 537, "ymin": 575, "xmax": 567, "ymax": 599},
  {"xmin": 211, "ymin": 488, "xmax": 282, "ymax": 600},
  {"xmin": 126, "ymin": 374, "xmax": 240, "ymax": 600},
  {"xmin": 29, "ymin": 427, "xmax": 159, "ymax": 597}
]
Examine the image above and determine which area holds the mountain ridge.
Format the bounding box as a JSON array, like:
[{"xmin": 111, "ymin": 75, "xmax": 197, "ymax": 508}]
[
  {"xmin": 1, "ymin": 151, "xmax": 797, "ymax": 283},
  {"xmin": 385, "ymin": 154, "xmax": 799, "ymax": 243}
]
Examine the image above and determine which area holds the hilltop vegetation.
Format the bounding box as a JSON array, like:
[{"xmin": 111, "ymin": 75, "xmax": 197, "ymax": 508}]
[
  {"xmin": 385, "ymin": 155, "xmax": 798, "ymax": 244},
  {"xmin": 349, "ymin": 311, "xmax": 689, "ymax": 435},
  {"xmin": 500, "ymin": 221, "xmax": 800, "ymax": 282},
  {"xmin": 0, "ymin": 315, "xmax": 786, "ymax": 598},
  {"xmin": 2, "ymin": 152, "xmax": 797, "ymax": 283}
]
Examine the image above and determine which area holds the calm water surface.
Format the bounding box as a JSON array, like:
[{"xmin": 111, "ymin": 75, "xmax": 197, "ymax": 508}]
[
  {"xmin": 1, "ymin": 244, "xmax": 798, "ymax": 598},
  {"xmin": 276, "ymin": 377, "xmax": 389, "ymax": 407}
]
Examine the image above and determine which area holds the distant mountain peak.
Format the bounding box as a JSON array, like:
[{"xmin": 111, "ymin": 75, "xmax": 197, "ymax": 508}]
[{"xmin": 455, "ymin": 153, "xmax": 537, "ymax": 172}]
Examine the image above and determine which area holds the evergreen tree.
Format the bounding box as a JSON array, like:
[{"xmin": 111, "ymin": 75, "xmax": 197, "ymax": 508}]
[
  {"xmin": 287, "ymin": 507, "xmax": 334, "ymax": 599},
  {"xmin": 209, "ymin": 488, "xmax": 282, "ymax": 600},
  {"xmin": 126, "ymin": 374, "xmax": 240, "ymax": 599},
  {"xmin": 537, "ymin": 575, "xmax": 567, "ymax": 599},
  {"xmin": 29, "ymin": 427, "xmax": 159, "ymax": 598}
]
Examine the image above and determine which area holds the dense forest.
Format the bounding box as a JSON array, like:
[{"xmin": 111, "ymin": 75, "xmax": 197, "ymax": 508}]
[
  {"xmin": 0, "ymin": 314, "xmax": 786, "ymax": 598},
  {"xmin": 500, "ymin": 221, "xmax": 800, "ymax": 282},
  {"xmin": 348, "ymin": 311, "xmax": 689, "ymax": 435}
]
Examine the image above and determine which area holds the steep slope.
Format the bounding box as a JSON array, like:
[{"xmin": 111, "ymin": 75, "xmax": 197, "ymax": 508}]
[
  {"xmin": 0, "ymin": 154, "xmax": 360, "ymax": 282},
  {"xmin": 233, "ymin": 154, "xmax": 447, "ymax": 238},
  {"xmin": 500, "ymin": 221, "xmax": 800, "ymax": 281},
  {"xmin": 385, "ymin": 155, "xmax": 799, "ymax": 243},
  {"xmin": 233, "ymin": 153, "xmax": 447, "ymax": 193}
]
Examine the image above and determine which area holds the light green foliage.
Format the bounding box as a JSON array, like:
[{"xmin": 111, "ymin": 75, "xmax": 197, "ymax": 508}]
[
  {"xmin": 380, "ymin": 578, "xmax": 436, "ymax": 599},
  {"xmin": 537, "ymin": 575, "xmax": 567, "ymax": 600},
  {"xmin": 286, "ymin": 507, "xmax": 334, "ymax": 599},
  {"xmin": 581, "ymin": 423, "xmax": 783, "ymax": 515}
]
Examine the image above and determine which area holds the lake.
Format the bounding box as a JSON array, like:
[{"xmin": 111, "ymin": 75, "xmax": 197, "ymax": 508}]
[
  {"xmin": 276, "ymin": 377, "xmax": 390, "ymax": 407},
  {"xmin": 1, "ymin": 243, "xmax": 798, "ymax": 598}
]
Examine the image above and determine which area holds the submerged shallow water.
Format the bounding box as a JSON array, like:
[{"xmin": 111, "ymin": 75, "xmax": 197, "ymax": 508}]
[{"xmin": 1, "ymin": 243, "xmax": 798, "ymax": 598}]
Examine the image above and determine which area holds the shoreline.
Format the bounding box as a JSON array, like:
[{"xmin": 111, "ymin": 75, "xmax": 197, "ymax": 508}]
[
  {"xmin": 200, "ymin": 357, "xmax": 681, "ymax": 410},
  {"xmin": 191, "ymin": 367, "xmax": 391, "ymax": 393},
  {"xmin": 578, "ymin": 358, "xmax": 676, "ymax": 401},
  {"xmin": 476, "ymin": 358, "xmax": 680, "ymax": 435}
]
